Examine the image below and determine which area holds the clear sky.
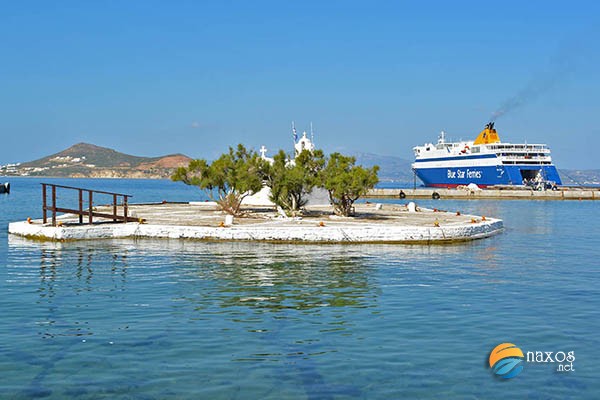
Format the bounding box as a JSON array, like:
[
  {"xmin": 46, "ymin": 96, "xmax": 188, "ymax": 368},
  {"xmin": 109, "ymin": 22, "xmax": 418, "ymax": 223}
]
[{"xmin": 1, "ymin": 1, "xmax": 599, "ymax": 169}]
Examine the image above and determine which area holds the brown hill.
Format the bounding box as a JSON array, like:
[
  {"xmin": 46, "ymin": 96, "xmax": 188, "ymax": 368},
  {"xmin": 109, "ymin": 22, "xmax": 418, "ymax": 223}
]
[
  {"xmin": 12, "ymin": 143, "xmax": 192, "ymax": 179},
  {"xmin": 137, "ymin": 155, "xmax": 192, "ymax": 169}
]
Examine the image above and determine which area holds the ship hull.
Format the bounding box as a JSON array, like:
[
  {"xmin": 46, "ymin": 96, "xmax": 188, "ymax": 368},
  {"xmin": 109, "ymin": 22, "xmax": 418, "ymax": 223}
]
[{"xmin": 413, "ymin": 164, "xmax": 562, "ymax": 188}]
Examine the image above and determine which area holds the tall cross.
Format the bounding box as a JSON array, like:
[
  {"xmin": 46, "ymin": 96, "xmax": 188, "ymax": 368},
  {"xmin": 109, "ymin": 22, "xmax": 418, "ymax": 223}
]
[{"xmin": 259, "ymin": 145, "xmax": 267, "ymax": 158}]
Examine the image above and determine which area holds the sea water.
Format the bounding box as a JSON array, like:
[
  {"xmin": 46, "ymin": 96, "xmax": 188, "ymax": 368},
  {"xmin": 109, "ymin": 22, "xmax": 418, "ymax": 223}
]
[{"xmin": 0, "ymin": 177, "xmax": 598, "ymax": 399}]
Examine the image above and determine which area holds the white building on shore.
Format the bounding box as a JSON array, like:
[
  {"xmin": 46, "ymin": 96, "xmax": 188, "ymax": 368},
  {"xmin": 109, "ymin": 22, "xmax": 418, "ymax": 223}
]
[{"xmin": 243, "ymin": 123, "xmax": 329, "ymax": 207}]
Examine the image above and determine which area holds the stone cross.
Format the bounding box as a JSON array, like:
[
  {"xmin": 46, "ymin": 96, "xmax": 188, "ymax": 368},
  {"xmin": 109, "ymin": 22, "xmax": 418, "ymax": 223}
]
[{"xmin": 259, "ymin": 145, "xmax": 267, "ymax": 158}]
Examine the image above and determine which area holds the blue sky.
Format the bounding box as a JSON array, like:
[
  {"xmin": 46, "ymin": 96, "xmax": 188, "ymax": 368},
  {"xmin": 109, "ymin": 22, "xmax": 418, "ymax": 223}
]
[{"xmin": 1, "ymin": 1, "xmax": 599, "ymax": 169}]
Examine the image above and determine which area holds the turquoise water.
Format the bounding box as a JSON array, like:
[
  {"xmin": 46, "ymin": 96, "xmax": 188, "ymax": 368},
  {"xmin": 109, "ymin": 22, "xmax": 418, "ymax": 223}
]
[{"xmin": 1, "ymin": 178, "xmax": 599, "ymax": 399}]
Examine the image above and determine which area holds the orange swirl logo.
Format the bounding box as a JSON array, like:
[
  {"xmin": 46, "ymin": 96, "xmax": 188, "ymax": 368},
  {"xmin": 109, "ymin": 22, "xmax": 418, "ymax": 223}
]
[{"xmin": 489, "ymin": 343, "xmax": 524, "ymax": 379}]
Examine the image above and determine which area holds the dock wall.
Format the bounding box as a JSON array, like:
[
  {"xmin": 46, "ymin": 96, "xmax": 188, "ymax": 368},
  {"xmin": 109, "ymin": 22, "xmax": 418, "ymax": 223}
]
[
  {"xmin": 366, "ymin": 188, "xmax": 600, "ymax": 200},
  {"xmin": 8, "ymin": 219, "xmax": 503, "ymax": 244}
]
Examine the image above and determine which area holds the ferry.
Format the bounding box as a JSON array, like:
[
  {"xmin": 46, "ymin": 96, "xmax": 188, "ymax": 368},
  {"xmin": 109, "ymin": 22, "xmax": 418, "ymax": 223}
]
[{"xmin": 412, "ymin": 123, "xmax": 562, "ymax": 188}]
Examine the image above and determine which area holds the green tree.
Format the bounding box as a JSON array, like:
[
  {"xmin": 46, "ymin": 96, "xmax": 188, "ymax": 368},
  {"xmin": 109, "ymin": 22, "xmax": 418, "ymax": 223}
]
[
  {"xmin": 321, "ymin": 153, "xmax": 379, "ymax": 217},
  {"xmin": 171, "ymin": 144, "xmax": 267, "ymax": 216},
  {"xmin": 266, "ymin": 149, "xmax": 325, "ymax": 214}
]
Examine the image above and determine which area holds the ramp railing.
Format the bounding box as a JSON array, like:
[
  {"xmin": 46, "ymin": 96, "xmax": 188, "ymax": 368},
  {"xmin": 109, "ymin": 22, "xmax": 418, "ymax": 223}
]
[{"xmin": 41, "ymin": 183, "xmax": 132, "ymax": 226}]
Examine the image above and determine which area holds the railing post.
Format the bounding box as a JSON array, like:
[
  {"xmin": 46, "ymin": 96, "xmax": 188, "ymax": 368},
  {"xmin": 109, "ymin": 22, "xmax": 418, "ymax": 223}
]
[
  {"xmin": 113, "ymin": 194, "xmax": 117, "ymax": 222},
  {"xmin": 123, "ymin": 196, "xmax": 128, "ymax": 223},
  {"xmin": 42, "ymin": 184, "xmax": 47, "ymax": 224},
  {"xmin": 51, "ymin": 185, "xmax": 57, "ymax": 226},
  {"xmin": 88, "ymin": 191, "xmax": 93, "ymax": 224},
  {"xmin": 78, "ymin": 189, "xmax": 83, "ymax": 224}
]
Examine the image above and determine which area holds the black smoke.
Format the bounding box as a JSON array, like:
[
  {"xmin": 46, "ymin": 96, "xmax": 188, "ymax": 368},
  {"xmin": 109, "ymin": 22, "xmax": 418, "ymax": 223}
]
[{"xmin": 490, "ymin": 42, "xmax": 578, "ymax": 122}]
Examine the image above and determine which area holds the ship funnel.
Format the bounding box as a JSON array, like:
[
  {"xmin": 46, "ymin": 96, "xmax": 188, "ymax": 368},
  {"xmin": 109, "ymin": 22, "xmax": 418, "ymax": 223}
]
[{"xmin": 474, "ymin": 122, "xmax": 501, "ymax": 145}]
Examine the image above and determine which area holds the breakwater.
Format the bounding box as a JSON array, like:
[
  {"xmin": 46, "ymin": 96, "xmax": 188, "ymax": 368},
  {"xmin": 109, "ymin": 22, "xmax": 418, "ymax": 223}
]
[{"xmin": 366, "ymin": 187, "xmax": 600, "ymax": 200}]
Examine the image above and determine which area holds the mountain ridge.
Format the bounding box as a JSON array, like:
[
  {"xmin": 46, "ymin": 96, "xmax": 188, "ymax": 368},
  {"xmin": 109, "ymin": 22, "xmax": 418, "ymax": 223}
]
[
  {"xmin": 352, "ymin": 152, "xmax": 415, "ymax": 182},
  {"xmin": 21, "ymin": 142, "xmax": 189, "ymax": 168},
  {"xmin": 4, "ymin": 142, "xmax": 192, "ymax": 179}
]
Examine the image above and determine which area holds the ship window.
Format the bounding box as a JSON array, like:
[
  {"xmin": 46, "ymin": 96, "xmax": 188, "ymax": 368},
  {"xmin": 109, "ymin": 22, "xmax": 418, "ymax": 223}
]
[{"xmin": 471, "ymin": 147, "xmax": 480, "ymax": 153}]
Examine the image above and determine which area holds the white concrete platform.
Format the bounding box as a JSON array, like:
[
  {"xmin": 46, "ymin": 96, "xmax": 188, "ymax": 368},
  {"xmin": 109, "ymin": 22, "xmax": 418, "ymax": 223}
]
[{"xmin": 8, "ymin": 203, "xmax": 503, "ymax": 244}]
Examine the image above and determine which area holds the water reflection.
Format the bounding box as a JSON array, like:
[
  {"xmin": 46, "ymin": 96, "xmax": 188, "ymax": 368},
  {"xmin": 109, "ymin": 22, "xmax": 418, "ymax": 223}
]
[
  {"xmin": 7, "ymin": 236, "xmax": 492, "ymax": 320},
  {"xmin": 8, "ymin": 237, "xmax": 131, "ymax": 340},
  {"xmin": 5, "ymin": 236, "xmax": 499, "ymax": 399},
  {"xmin": 38, "ymin": 248, "xmax": 58, "ymax": 302},
  {"xmin": 171, "ymin": 240, "xmax": 487, "ymax": 314},
  {"xmin": 202, "ymin": 254, "xmax": 372, "ymax": 311}
]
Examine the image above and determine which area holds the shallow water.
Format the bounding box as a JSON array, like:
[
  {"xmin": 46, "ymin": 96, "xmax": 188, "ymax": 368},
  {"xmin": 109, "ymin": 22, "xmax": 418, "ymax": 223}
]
[{"xmin": 1, "ymin": 178, "xmax": 598, "ymax": 399}]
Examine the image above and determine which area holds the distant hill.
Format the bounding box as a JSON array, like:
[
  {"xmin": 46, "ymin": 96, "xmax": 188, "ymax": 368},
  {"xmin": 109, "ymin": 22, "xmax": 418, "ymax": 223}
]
[
  {"xmin": 3, "ymin": 143, "xmax": 192, "ymax": 179},
  {"xmin": 559, "ymin": 169, "xmax": 600, "ymax": 186},
  {"xmin": 353, "ymin": 152, "xmax": 414, "ymax": 183}
]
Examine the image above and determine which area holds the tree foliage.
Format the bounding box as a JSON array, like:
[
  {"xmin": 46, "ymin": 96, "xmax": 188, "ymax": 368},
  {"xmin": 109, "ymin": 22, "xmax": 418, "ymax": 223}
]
[
  {"xmin": 171, "ymin": 144, "xmax": 267, "ymax": 216},
  {"xmin": 321, "ymin": 153, "xmax": 379, "ymax": 217},
  {"xmin": 266, "ymin": 149, "xmax": 325, "ymax": 214},
  {"xmin": 172, "ymin": 143, "xmax": 379, "ymax": 218}
]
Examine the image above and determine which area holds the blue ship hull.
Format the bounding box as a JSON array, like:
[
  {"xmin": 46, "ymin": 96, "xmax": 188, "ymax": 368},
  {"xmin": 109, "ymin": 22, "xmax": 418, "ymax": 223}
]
[{"xmin": 413, "ymin": 164, "xmax": 562, "ymax": 188}]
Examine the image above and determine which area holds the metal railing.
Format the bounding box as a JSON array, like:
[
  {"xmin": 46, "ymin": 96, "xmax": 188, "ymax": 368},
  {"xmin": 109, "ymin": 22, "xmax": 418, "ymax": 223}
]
[{"xmin": 41, "ymin": 183, "xmax": 132, "ymax": 226}]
